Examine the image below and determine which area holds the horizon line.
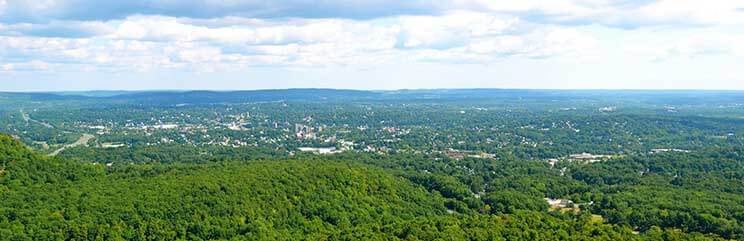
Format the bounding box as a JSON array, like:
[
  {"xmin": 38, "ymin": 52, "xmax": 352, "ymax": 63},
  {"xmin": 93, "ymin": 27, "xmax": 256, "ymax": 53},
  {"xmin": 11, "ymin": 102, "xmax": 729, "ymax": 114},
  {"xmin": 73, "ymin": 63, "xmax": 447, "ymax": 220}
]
[{"xmin": 3, "ymin": 87, "xmax": 744, "ymax": 93}]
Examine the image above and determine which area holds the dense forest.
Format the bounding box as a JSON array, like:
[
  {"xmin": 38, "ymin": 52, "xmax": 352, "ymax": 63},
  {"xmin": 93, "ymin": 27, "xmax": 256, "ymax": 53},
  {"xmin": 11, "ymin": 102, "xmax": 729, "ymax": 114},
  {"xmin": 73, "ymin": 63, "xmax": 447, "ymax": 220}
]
[{"xmin": 0, "ymin": 134, "xmax": 728, "ymax": 240}]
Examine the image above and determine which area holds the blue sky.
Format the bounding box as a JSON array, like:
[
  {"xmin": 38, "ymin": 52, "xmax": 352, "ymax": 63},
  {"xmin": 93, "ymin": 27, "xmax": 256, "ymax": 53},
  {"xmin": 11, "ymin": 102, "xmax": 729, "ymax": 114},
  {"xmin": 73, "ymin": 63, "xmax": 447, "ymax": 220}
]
[{"xmin": 1, "ymin": 0, "xmax": 743, "ymax": 91}]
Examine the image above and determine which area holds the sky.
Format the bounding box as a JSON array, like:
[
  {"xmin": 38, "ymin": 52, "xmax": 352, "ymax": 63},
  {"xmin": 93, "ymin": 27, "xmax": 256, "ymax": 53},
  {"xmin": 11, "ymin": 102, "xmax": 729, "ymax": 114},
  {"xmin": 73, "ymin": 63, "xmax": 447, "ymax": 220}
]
[{"xmin": 1, "ymin": 0, "xmax": 743, "ymax": 91}]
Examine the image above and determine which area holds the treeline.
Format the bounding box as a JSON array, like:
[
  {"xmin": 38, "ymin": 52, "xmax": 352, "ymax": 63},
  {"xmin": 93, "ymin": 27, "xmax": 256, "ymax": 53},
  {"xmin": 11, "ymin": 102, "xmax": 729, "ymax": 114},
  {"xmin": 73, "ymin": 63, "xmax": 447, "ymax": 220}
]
[
  {"xmin": 0, "ymin": 134, "xmax": 726, "ymax": 240},
  {"xmin": 317, "ymin": 149, "xmax": 744, "ymax": 240}
]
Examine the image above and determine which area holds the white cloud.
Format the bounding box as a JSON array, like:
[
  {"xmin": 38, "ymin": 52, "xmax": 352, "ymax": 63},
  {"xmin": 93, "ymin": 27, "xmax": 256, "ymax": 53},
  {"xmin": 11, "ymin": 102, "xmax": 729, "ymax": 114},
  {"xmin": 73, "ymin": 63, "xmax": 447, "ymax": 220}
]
[
  {"xmin": 396, "ymin": 11, "xmax": 518, "ymax": 49},
  {"xmin": 1, "ymin": 60, "xmax": 50, "ymax": 71},
  {"xmin": 646, "ymin": 35, "xmax": 744, "ymax": 61},
  {"xmin": 0, "ymin": 1, "xmax": 741, "ymax": 81},
  {"xmin": 637, "ymin": 0, "xmax": 744, "ymax": 26},
  {"xmin": 108, "ymin": 16, "xmax": 375, "ymax": 45},
  {"xmin": 1, "ymin": 11, "xmax": 600, "ymax": 72},
  {"xmin": 415, "ymin": 26, "xmax": 597, "ymax": 63},
  {"xmin": 454, "ymin": 0, "xmax": 744, "ymax": 28},
  {"xmin": 3, "ymin": 1, "xmax": 744, "ymax": 30},
  {"xmin": 0, "ymin": 0, "xmax": 448, "ymax": 23},
  {"xmin": 0, "ymin": 20, "xmax": 113, "ymax": 38},
  {"xmin": 462, "ymin": 0, "xmax": 604, "ymax": 17}
]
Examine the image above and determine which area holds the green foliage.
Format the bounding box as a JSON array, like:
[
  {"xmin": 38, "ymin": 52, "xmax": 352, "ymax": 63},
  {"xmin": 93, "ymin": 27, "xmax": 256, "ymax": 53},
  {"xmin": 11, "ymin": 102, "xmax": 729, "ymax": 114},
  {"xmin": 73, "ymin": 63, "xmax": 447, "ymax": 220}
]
[
  {"xmin": 483, "ymin": 190, "xmax": 549, "ymax": 214},
  {"xmin": 2, "ymin": 90, "xmax": 744, "ymax": 240},
  {"xmin": 0, "ymin": 136, "xmax": 727, "ymax": 240}
]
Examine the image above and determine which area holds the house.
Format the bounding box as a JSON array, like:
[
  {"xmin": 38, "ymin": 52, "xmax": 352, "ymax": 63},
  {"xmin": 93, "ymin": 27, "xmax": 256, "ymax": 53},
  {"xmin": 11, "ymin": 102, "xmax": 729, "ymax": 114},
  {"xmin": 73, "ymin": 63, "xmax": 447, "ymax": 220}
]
[
  {"xmin": 545, "ymin": 198, "xmax": 573, "ymax": 209},
  {"xmin": 569, "ymin": 153, "xmax": 596, "ymax": 160},
  {"xmin": 445, "ymin": 150, "xmax": 466, "ymax": 160},
  {"xmin": 568, "ymin": 153, "xmax": 611, "ymax": 163},
  {"xmin": 298, "ymin": 147, "xmax": 339, "ymax": 155}
]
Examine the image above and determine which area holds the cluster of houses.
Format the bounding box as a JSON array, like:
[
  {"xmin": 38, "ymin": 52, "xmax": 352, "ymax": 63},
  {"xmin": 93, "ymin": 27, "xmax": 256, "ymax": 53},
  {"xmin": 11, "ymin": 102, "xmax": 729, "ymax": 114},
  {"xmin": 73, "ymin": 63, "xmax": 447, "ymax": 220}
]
[
  {"xmin": 295, "ymin": 124, "xmax": 319, "ymax": 139},
  {"xmin": 545, "ymin": 198, "xmax": 594, "ymax": 211},
  {"xmin": 547, "ymin": 153, "xmax": 614, "ymax": 170},
  {"xmin": 444, "ymin": 149, "xmax": 496, "ymax": 160},
  {"xmin": 567, "ymin": 153, "xmax": 613, "ymax": 163},
  {"xmin": 297, "ymin": 147, "xmax": 340, "ymax": 154},
  {"xmin": 650, "ymin": 148, "xmax": 691, "ymax": 154}
]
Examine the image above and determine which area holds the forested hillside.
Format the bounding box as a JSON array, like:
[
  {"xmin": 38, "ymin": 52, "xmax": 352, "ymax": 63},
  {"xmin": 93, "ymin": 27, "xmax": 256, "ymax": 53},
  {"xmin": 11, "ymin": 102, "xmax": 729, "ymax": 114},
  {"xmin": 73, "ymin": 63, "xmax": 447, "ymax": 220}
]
[
  {"xmin": 0, "ymin": 134, "xmax": 725, "ymax": 240},
  {"xmin": 1, "ymin": 90, "xmax": 743, "ymax": 240}
]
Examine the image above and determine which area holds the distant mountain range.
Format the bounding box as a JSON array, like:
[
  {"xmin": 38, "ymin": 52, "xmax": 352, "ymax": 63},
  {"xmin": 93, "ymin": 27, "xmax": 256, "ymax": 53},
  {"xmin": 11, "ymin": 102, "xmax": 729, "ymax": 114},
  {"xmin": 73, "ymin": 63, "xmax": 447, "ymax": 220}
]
[{"xmin": 1, "ymin": 89, "xmax": 743, "ymax": 106}]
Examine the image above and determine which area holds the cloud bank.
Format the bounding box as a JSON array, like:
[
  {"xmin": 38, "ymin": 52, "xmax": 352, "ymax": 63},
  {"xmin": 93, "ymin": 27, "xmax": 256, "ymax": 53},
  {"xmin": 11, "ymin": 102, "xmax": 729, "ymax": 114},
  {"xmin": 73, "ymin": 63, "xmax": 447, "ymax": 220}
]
[{"xmin": 0, "ymin": 0, "xmax": 743, "ymax": 90}]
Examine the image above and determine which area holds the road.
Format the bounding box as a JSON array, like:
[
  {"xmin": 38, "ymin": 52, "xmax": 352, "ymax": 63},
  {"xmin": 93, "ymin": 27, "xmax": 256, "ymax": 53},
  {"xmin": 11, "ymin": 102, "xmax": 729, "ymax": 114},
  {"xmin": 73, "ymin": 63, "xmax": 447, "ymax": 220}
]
[
  {"xmin": 20, "ymin": 109, "xmax": 30, "ymax": 122},
  {"xmin": 19, "ymin": 109, "xmax": 90, "ymax": 156},
  {"xmin": 48, "ymin": 134, "xmax": 95, "ymax": 156},
  {"xmin": 20, "ymin": 109, "xmax": 53, "ymax": 128}
]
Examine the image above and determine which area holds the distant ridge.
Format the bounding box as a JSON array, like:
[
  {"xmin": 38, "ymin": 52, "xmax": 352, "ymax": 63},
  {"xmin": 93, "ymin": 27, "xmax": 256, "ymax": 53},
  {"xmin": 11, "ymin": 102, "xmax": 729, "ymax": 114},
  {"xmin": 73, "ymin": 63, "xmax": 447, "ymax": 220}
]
[{"xmin": 1, "ymin": 89, "xmax": 742, "ymax": 107}]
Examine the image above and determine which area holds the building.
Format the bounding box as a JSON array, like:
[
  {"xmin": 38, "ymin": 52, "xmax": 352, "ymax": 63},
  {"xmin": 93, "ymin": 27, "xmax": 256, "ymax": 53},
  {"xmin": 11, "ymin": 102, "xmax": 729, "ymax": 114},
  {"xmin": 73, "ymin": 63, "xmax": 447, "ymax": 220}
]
[
  {"xmin": 545, "ymin": 198, "xmax": 573, "ymax": 209},
  {"xmin": 298, "ymin": 147, "xmax": 339, "ymax": 155},
  {"xmin": 295, "ymin": 124, "xmax": 315, "ymax": 139}
]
